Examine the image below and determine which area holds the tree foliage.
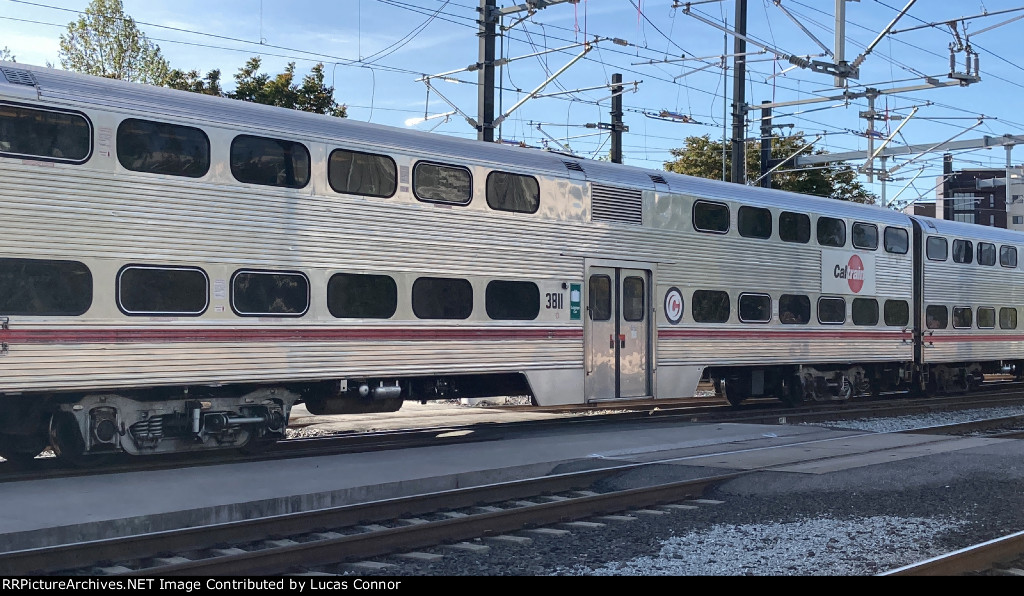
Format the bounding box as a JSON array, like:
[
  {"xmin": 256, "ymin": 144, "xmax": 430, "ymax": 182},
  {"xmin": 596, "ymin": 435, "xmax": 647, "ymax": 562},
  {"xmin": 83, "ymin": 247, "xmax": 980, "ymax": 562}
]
[
  {"xmin": 0, "ymin": 47, "xmax": 14, "ymax": 62},
  {"xmin": 228, "ymin": 58, "xmax": 347, "ymax": 118},
  {"xmin": 165, "ymin": 68, "xmax": 223, "ymax": 96},
  {"xmin": 59, "ymin": 0, "xmax": 169, "ymax": 85},
  {"xmin": 664, "ymin": 133, "xmax": 877, "ymax": 204}
]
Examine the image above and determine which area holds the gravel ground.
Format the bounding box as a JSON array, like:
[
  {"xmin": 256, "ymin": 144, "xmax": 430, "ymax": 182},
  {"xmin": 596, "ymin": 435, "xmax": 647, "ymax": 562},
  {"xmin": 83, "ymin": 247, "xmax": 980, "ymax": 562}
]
[{"xmin": 312, "ymin": 406, "xmax": 1024, "ymax": 577}]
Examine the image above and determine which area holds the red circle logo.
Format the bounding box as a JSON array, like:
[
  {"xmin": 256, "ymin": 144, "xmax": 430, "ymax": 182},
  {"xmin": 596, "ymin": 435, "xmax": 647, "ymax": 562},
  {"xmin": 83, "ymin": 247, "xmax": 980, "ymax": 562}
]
[{"xmin": 847, "ymin": 255, "xmax": 864, "ymax": 293}]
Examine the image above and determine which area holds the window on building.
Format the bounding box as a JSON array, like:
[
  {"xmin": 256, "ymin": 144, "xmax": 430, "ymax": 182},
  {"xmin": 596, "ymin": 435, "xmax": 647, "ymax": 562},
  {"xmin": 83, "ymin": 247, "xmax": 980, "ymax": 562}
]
[
  {"xmin": 230, "ymin": 135, "xmax": 310, "ymax": 188},
  {"xmin": 977, "ymin": 307, "xmax": 996, "ymax": 329},
  {"xmin": 926, "ymin": 305, "xmax": 948, "ymax": 329},
  {"xmin": 118, "ymin": 265, "xmax": 207, "ymax": 315},
  {"xmin": 817, "ymin": 297, "xmax": 846, "ymax": 324},
  {"xmin": 486, "ymin": 280, "xmax": 540, "ymax": 320},
  {"xmin": 1013, "ymin": 216, "xmax": 1023, "ymax": 225},
  {"xmin": 852, "ymin": 222, "xmax": 878, "ymax": 250},
  {"xmin": 486, "ymin": 171, "xmax": 540, "ymax": 214},
  {"xmin": 328, "ymin": 149, "xmax": 397, "ymax": 198},
  {"xmin": 779, "ymin": 294, "xmax": 810, "ymax": 324},
  {"xmin": 412, "ymin": 277, "xmax": 473, "ymax": 319},
  {"xmin": 738, "ymin": 293, "xmax": 771, "ymax": 323},
  {"xmin": 978, "ymin": 242, "xmax": 996, "ymax": 266},
  {"xmin": 1001, "ymin": 246, "xmax": 1018, "ymax": 268},
  {"xmin": 884, "ymin": 300, "xmax": 910, "ymax": 327},
  {"xmin": 413, "ymin": 162, "xmax": 472, "ymax": 204},
  {"xmin": 779, "ymin": 211, "xmax": 810, "ymax": 243},
  {"xmin": 926, "ymin": 237, "xmax": 948, "ymax": 261},
  {"xmin": 0, "ymin": 257, "xmax": 92, "ymax": 315},
  {"xmin": 884, "ymin": 227, "xmax": 909, "ymax": 254},
  {"xmin": 231, "ymin": 270, "xmax": 309, "ymax": 316},
  {"xmin": 952, "ymin": 239, "xmax": 973, "ymax": 264},
  {"xmin": 852, "ymin": 298, "xmax": 879, "ymax": 326},
  {"xmin": 327, "ymin": 273, "xmax": 397, "ymax": 319},
  {"xmin": 117, "ymin": 118, "xmax": 209, "ymax": 177},
  {"xmin": 952, "ymin": 306, "xmax": 973, "ymax": 329},
  {"xmin": 816, "ymin": 216, "xmax": 846, "ymax": 247},
  {"xmin": 738, "ymin": 206, "xmax": 771, "ymax": 239},
  {"xmin": 0, "ymin": 103, "xmax": 91, "ymax": 162},
  {"xmin": 692, "ymin": 290, "xmax": 730, "ymax": 323},
  {"xmin": 1000, "ymin": 307, "xmax": 1018, "ymax": 329},
  {"xmin": 693, "ymin": 201, "xmax": 730, "ymax": 233}
]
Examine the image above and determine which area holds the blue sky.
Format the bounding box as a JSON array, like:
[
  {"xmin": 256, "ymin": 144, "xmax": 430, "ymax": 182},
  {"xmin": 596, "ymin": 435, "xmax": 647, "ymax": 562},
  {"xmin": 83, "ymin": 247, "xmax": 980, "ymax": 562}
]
[{"xmin": 3, "ymin": 0, "xmax": 1024, "ymax": 207}]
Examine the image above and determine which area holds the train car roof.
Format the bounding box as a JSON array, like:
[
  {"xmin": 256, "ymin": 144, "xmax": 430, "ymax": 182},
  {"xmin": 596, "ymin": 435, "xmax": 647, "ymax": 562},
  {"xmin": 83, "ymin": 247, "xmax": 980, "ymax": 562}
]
[
  {"xmin": 912, "ymin": 215, "xmax": 1024, "ymax": 243},
  {"xmin": 0, "ymin": 62, "xmax": 918, "ymax": 226}
]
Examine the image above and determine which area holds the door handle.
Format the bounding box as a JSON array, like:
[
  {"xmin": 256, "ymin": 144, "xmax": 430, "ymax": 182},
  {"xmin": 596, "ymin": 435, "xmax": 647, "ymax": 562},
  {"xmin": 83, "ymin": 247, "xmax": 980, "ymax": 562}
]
[
  {"xmin": 609, "ymin": 334, "xmax": 614, "ymax": 349},
  {"xmin": 619, "ymin": 334, "xmax": 626, "ymax": 349}
]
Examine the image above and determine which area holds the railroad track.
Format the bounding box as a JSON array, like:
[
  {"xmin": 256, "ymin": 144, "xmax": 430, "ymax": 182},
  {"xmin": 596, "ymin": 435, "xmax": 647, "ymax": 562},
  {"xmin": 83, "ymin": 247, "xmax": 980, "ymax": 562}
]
[
  {"xmin": 0, "ymin": 464, "xmax": 740, "ymax": 575},
  {"xmin": 4, "ymin": 386, "xmax": 1024, "ymax": 482},
  {"xmin": 7, "ymin": 409, "xmax": 1024, "ymax": 576},
  {"xmin": 883, "ymin": 531, "xmax": 1024, "ymax": 576}
]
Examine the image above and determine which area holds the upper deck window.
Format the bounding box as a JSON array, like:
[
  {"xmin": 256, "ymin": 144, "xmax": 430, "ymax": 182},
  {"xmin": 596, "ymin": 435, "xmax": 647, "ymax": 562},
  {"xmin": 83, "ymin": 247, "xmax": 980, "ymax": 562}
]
[
  {"xmin": 693, "ymin": 201, "xmax": 730, "ymax": 234},
  {"xmin": 117, "ymin": 118, "xmax": 209, "ymax": 178},
  {"xmin": 926, "ymin": 237, "xmax": 948, "ymax": 261},
  {"xmin": 884, "ymin": 227, "xmax": 909, "ymax": 254},
  {"xmin": 413, "ymin": 162, "xmax": 472, "ymax": 204},
  {"xmin": 952, "ymin": 239, "xmax": 973, "ymax": 264},
  {"xmin": 852, "ymin": 222, "xmax": 878, "ymax": 250},
  {"xmin": 0, "ymin": 103, "xmax": 91, "ymax": 163},
  {"xmin": 817, "ymin": 217, "xmax": 846, "ymax": 247},
  {"xmin": 328, "ymin": 149, "xmax": 397, "ymax": 198},
  {"xmin": 779, "ymin": 211, "xmax": 810, "ymax": 243},
  {"xmin": 230, "ymin": 135, "xmax": 310, "ymax": 188},
  {"xmin": 738, "ymin": 206, "xmax": 772, "ymax": 239},
  {"xmin": 1001, "ymin": 246, "xmax": 1018, "ymax": 268},
  {"xmin": 486, "ymin": 171, "xmax": 540, "ymax": 214},
  {"xmin": 978, "ymin": 242, "xmax": 996, "ymax": 266}
]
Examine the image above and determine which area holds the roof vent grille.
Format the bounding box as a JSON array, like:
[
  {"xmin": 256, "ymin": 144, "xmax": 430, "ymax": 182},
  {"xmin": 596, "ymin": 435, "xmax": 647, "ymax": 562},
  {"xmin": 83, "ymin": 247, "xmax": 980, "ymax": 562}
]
[
  {"xmin": 649, "ymin": 174, "xmax": 668, "ymax": 186},
  {"xmin": 0, "ymin": 67, "xmax": 37, "ymax": 87},
  {"xmin": 592, "ymin": 184, "xmax": 643, "ymax": 225},
  {"xmin": 562, "ymin": 160, "xmax": 585, "ymax": 173}
]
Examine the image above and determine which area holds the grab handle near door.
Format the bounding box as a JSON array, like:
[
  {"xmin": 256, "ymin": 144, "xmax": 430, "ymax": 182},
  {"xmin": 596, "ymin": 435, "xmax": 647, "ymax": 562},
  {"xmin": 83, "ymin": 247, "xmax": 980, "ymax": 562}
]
[{"xmin": 619, "ymin": 334, "xmax": 626, "ymax": 349}]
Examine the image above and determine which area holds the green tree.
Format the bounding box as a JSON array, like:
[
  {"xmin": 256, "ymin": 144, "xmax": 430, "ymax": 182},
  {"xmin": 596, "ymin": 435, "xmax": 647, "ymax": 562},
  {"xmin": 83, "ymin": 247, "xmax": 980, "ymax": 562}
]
[
  {"xmin": 1, "ymin": 47, "xmax": 14, "ymax": 61},
  {"xmin": 58, "ymin": 0, "xmax": 169, "ymax": 85},
  {"xmin": 165, "ymin": 68, "xmax": 223, "ymax": 96},
  {"xmin": 664, "ymin": 133, "xmax": 877, "ymax": 204},
  {"xmin": 230, "ymin": 57, "xmax": 347, "ymax": 118}
]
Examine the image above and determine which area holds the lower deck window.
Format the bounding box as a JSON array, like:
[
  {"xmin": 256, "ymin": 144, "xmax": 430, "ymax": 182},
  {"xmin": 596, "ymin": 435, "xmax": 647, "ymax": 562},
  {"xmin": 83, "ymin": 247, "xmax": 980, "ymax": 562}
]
[
  {"xmin": 485, "ymin": 280, "xmax": 540, "ymax": 320},
  {"xmin": 977, "ymin": 307, "xmax": 996, "ymax": 329},
  {"xmin": 817, "ymin": 297, "xmax": 846, "ymax": 324},
  {"xmin": 692, "ymin": 290, "xmax": 729, "ymax": 323},
  {"xmin": 852, "ymin": 298, "xmax": 878, "ymax": 326},
  {"xmin": 0, "ymin": 257, "xmax": 92, "ymax": 315},
  {"xmin": 1001, "ymin": 308, "xmax": 1018, "ymax": 329},
  {"xmin": 738, "ymin": 293, "xmax": 770, "ymax": 323},
  {"xmin": 328, "ymin": 273, "xmax": 397, "ymax": 319},
  {"xmin": 884, "ymin": 300, "xmax": 910, "ymax": 327},
  {"xmin": 926, "ymin": 305, "xmax": 948, "ymax": 329},
  {"xmin": 779, "ymin": 294, "xmax": 810, "ymax": 324},
  {"xmin": 119, "ymin": 265, "xmax": 207, "ymax": 315},
  {"xmin": 231, "ymin": 270, "xmax": 309, "ymax": 316},
  {"xmin": 952, "ymin": 306, "xmax": 973, "ymax": 329},
  {"xmin": 412, "ymin": 277, "xmax": 473, "ymax": 319}
]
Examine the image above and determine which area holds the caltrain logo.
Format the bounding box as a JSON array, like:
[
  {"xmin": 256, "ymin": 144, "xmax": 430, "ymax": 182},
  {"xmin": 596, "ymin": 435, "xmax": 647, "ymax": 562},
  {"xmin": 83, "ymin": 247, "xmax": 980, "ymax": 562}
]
[
  {"xmin": 664, "ymin": 287, "xmax": 683, "ymax": 325},
  {"xmin": 834, "ymin": 255, "xmax": 865, "ymax": 293}
]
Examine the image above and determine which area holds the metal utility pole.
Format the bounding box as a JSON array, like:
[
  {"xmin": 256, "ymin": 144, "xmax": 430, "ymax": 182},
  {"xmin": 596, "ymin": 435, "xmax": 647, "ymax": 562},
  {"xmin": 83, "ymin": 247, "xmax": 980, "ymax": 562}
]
[
  {"xmin": 477, "ymin": 0, "xmax": 498, "ymax": 142},
  {"xmin": 731, "ymin": 0, "xmax": 748, "ymax": 184},
  {"xmin": 759, "ymin": 100, "xmax": 772, "ymax": 188},
  {"xmin": 610, "ymin": 73, "xmax": 624, "ymax": 163}
]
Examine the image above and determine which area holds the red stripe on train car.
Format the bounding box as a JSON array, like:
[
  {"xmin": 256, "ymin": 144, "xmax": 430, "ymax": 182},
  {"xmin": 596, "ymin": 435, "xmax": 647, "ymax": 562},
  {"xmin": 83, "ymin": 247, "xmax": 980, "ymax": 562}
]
[
  {"xmin": 925, "ymin": 334, "xmax": 1024, "ymax": 343},
  {"xmin": 657, "ymin": 329, "xmax": 911, "ymax": 341},
  {"xmin": 1, "ymin": 327, "xmax": 586, "ymax": 344}
]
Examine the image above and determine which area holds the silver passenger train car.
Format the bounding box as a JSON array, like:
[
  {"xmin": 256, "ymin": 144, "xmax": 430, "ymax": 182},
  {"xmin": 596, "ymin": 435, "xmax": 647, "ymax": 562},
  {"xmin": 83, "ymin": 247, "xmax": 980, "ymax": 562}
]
[{"xmin": 0, "ymin": 63, "xmax": 1016, "ymax": 463}]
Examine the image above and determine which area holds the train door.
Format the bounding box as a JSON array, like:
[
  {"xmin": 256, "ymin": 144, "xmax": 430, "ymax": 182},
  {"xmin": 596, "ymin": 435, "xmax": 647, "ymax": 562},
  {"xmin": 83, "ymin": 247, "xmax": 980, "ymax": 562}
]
[{"xmin": 585, "ymin": 265, "xmax": 652, "ymax": 400}]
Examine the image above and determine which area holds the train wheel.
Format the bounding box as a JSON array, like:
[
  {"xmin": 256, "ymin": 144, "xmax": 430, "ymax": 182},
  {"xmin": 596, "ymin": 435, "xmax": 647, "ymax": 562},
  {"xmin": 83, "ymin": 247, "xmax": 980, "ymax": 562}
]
[
  {"xmin": 0, "ymin": 433, "xmax": 47, "ymax": 464},
  {"xmin": 715, "ymin": 378, "xmax": 746, "ymax": 407}
]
